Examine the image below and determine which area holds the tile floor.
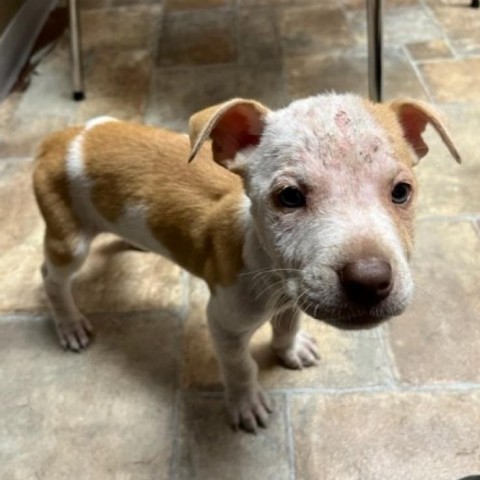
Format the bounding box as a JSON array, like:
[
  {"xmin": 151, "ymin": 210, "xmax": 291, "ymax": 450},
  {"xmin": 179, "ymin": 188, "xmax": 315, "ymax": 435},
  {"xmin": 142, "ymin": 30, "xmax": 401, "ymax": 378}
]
[{"xmin": 0, "ymin": 0, "xmax": 479, "ymax": 478}]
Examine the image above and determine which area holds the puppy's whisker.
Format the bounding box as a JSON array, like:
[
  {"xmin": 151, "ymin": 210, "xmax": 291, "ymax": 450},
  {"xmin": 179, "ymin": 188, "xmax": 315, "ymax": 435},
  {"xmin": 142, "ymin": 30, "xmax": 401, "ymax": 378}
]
[{"xmin": 253, "ymin": 279, "xmax": 287, "ymax": 300}]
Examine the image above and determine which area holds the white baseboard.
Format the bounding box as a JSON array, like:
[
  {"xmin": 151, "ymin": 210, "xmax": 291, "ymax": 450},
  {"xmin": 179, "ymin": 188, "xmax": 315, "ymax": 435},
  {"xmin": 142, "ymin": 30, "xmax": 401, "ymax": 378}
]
[{"xmin": 0, "ymin": 0, "xmax": 58, "ymax": 102}]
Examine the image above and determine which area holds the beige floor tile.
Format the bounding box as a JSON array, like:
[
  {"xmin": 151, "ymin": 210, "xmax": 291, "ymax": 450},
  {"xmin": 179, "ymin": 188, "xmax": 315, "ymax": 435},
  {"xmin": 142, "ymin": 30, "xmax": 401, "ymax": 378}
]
[
  {"xmin": 279, "ymin": 6, "xmax": 353, "ymax": 57},
  {"xmin": 146, "ymin": 65, "xmax": 238, "ymax": 131},
  {"xmin": 74, "ymin": 96, "xmax": 145, "ymax": 124},
  {"xmin": 416, "ymin": 102, "xmax": 480, "ymax": 216},
  {"xmin": 241, "ymin": 0, "xmax": 334, "ymax": 6},
  {"xmin": 114, "ymin": 0, "xmax": 162, "ymax": 6},
  {"xmin": 419, "ymin": 58, "xmax": 480, "ymax": 103},
  {"xmin": 0, "ymin": 91, "xmax": 22, "ymax": 128},
  {"xmin": 0, "ymin": 159, "xmax": 185, "ymax": 314},
  {"xmin": 429, "ymin": 3, "xmax": 480, "ymax": 56},
  {"xmin": 75, "ymin": 237, "xmax": 185, "ymax": 314},
  {"xmin": 0, "ymin": 311, "xmax": 178, "ymax": 479},
  {"xmin": 165, "ymin": 0, "xmax": 231, "ymax": 10},
  {"xmin": 345, "ymin": 0, "xmax": 419, "ymax": 8},
  {"xmin": 238, "ymin": 6, "xmax": 282, "ymax": 66},
  {"xmin": 181, "ymin": 278, "xmax": 392, "ymax": 391},
  {"xmin": 156, "ymin": 9, "xmax": 237, "ymax": 67},
  {"xmin": 0, "ymin": 43, "xmax": 73, "ymax": 158},
  {"xmin": 407, "ymin": 39, "xmax": 454, "ymax": 61},
  {"xmin": 177, "ymin": 396, "xmax": 290, "ymax": 480},
  {"xmin": 0, "ymin": 159, "xmax": 48, "ymax": 312},
  {"xmin": 79, "ymin": 0, "xmax": 112, "ymax": 9},
  {"xmin": 286, "ymin": 48, "xmax": 427, "ymax": 100},
  {"xmin": 291, "ymin": 391, "xmax": 480, "ymax": 480},
  {"xmin": 0, "ymin": 115, "xmax": 69, "ymax": 158},
  {"xmin": 14, "ymin": 38, "xmax": 78, "ymax": 121},
  {"xmin": 145, "ymin": 63, "xmax": 287, "ymax": 131},
  {"xmin": 237, "ymin": 64, "xmax": 289, "ymax": 109},
  {"xmin": 388, "ymin": 221, "xmax": 480, "ymax": 384},
  {"xmin": 347, "ymin": 5, "xmax": 442, "ymax": 47},
  {"xmin": 80, "ymin": 4, "xmax": 162, "ymax": 53},
  {"xmin": 85, "ymin": 49, "xmax": 152, "ymax": 99},
  {"xmin": 74, "ymin": 49, "xmax": 152, "ymax": 123}
]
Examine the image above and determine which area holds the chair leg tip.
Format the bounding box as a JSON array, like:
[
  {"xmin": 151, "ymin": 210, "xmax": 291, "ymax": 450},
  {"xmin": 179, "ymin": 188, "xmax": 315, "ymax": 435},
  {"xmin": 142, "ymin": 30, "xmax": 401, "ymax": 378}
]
[{"xmin": 73, "ymin": 91, "xmax": 85, "ymax": 101}]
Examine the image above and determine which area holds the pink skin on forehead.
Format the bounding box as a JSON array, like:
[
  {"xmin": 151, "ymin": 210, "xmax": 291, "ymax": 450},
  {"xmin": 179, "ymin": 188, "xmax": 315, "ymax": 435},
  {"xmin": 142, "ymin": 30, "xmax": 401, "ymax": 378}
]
[{"xmin": 293, "ymin": 107, "xmax": 399, "ymax": 203}]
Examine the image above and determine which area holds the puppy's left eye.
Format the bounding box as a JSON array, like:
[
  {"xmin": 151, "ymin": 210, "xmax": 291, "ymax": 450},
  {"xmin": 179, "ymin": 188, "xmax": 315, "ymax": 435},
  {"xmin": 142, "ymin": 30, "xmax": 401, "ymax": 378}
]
[
  {"xmin": 277, "ymin": 187, "xmax": 306, "ymax": 208},
  {"xmin": 391, "ymin": 182, "xmax": 411, "ymax": 204}
]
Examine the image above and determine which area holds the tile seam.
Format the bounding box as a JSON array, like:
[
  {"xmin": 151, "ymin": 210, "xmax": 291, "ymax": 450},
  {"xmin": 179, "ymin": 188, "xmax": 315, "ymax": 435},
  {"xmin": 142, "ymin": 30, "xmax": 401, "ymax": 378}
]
[
  {"xmin": 182, "ymin": 382, "xmax": 480, "ymax": 397},
  {"xmin": 284, "ymin": 393, "xmax": 297, "ymax": 480},
  {"xmin": 376, "ymin": 325, "xmax": 401, "ymax": 389},
  {"xmin": 401, "ymin": 44, "xmax": 435, "ymax": 103},
  {"xmin": 419, "ymin": 0, "xmax": 460, "ymax": 59}
]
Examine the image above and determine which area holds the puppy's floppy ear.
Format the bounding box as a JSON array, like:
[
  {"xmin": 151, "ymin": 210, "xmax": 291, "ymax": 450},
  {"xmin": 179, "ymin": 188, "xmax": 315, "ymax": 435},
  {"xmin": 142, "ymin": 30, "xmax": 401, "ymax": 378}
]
[
  {"xmin": 188, "ymin": 98, "xmax": 270, "ymax": 172},
  {"xmin": 389, "ymin": 99, "xmax": 462, "ymax": 165}
]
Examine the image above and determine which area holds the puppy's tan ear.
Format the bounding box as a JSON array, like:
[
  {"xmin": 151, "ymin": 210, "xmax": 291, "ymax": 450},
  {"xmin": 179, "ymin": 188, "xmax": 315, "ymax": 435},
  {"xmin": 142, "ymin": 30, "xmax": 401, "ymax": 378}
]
[
  {"xmin": 188, "ymin": 98, "xmax": 270, "ymax": 171},
  {"xmin": 389, "ymin": 99, "xmax": 461, "ymax": 164}
]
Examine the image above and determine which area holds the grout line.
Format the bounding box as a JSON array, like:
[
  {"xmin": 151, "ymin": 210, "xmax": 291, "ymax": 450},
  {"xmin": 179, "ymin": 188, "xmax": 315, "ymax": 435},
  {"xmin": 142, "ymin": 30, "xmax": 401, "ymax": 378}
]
[
  {"xmin": 472, "ymin": 218, "xmax": 480, "ymax": 237},
  {"xmin": 417, "ymin": 213, "xmax": 480, "ymax": 223},
  {"xmin": 419, "ymin": 0, "xmax": 460, "ymax": 60},
  {"xmin": 284, "ymin": 393, "xmax": 296, "ymax": 480},
  {"xmin": 169, "ymin": 296, "xmax": 188, "ymax": 480},
  {"xmin": 271, "ymin": 382, "xmax": 480, "ymax": 395},
  {"xmin": 402, "ymin": 44, "xmax": 435, "ymax": 103},
  {"xmin": 271, "ymin": 4, "xmax": 291, "ymax": 106},
  {"xmin": 143, "ymin": 2, "xmax": 165, "ymax": 122},
  {"xmin": 183, "ymin": 381, "xmax": 480, "ymax": 398},
  {"xmin": 233, "ymin": 0, "xmax": 241, "ymax": 71},
  {"xmin": 0, "ymin": 311, "xmax": 49, "ymax": 322},
  {"xmin": 169, "ymin": 389, "xmax": 182, "ymax": 480},
  {"xmin": 413, "ymin": 54, "xmax": 480, "ymax": 64},
  {"xmin": 177, "ymin": 270, "xmax": 191, "ymax": 322},
  {"xmin": 162, "ymin": 4, "xmax": 234, "ymax": 16},
  {"xmin": 152, "ymin": 61, "xmax": 239, "ymax": 73},
  {"xmin": 375, "ymin": 325, "xmax": 401, "ymax": 389}
]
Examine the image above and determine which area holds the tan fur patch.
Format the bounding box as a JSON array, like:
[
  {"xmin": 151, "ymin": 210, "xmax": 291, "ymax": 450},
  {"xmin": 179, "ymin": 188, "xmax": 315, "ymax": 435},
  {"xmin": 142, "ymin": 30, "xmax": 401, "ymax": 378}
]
[
  {"xmin": 362, "ymin": 100, "xmax": 419, "ymax": 258},
  {"xmin": 79, "ymin": 122, "xmax": 246, "ymax": 286}
]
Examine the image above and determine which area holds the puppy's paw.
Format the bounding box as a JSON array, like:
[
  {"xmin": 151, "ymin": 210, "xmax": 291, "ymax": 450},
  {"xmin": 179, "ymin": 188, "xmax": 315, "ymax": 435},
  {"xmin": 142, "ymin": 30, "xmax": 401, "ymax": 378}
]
[
  {"xmin": 227, "ymin": 385, "xmax": 273, "ymax": 434},
  {"xmin": 55, "ymin": 315, "xmax": 93, "ymax": 352},
  {"xmin": 273, "ymin": 330, "xmax": 320, "ymax": 369}
]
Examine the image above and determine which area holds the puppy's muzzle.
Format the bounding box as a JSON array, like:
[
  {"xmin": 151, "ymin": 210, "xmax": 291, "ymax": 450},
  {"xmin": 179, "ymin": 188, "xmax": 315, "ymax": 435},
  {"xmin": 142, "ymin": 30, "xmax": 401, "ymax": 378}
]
[{"xmin": 339, "ymin": 256, "xmax": 393, "ymax": 307}]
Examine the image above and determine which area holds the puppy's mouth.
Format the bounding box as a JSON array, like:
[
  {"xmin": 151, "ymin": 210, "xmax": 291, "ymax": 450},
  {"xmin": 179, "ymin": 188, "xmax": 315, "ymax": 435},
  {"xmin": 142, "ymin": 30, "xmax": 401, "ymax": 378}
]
[{"xmin": 299, "ymin": 301, "xmax": 402, "ymax": 331}]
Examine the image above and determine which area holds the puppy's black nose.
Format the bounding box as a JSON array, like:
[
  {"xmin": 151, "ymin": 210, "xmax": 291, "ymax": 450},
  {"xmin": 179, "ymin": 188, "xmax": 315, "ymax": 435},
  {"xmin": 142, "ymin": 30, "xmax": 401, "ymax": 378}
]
[{"xmin": 339, "ymin": 258, "xmax": 393, "ymax": 306}]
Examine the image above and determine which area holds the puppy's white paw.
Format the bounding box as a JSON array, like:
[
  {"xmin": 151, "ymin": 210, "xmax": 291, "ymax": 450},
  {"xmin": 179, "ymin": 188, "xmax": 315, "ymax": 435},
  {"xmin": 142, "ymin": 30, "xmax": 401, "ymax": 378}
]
[
  {"xmin": 55, "ymin": 315, "xmax": 93, "ymax": 352},
  {"xmin": 273, "ymin": 330, "xmax": 320, "ymax": 369},
  {"xmin": 227, "ymin": 385, "xmax": 273, "ymax": 434}
]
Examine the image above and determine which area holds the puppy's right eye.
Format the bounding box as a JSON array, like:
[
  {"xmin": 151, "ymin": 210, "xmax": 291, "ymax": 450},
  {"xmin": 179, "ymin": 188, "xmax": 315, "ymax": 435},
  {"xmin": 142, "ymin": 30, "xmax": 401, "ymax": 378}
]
[{"xmin": 277, "ymin": 187, "xmax": 306, "ymax": 208}]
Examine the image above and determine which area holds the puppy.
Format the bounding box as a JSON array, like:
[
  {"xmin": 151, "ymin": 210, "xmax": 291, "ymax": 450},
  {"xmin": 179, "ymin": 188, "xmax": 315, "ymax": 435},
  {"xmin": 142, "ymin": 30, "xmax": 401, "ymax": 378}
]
[{"xmin": 33, "ymin": 94, "xmax": 461, "ymax": 432}]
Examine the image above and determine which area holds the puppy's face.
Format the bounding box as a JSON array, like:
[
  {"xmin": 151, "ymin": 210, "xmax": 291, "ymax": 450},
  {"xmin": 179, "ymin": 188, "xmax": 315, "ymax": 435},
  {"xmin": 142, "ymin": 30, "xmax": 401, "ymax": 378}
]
[
  {"xmin": 189, "ymin": 94, "xmax": 461, "ymax": 329},
  {"xmin": 242, "ymin": 95, "xmax": 417, "ymax": 328}
]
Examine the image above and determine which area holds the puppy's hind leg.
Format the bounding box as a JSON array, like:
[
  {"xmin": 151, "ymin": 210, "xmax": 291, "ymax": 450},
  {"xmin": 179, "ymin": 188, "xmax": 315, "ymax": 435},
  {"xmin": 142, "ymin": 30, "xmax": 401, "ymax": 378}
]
[{"xmin": 42, "ymin": 231, "xmax": 93, "ymax": 352}]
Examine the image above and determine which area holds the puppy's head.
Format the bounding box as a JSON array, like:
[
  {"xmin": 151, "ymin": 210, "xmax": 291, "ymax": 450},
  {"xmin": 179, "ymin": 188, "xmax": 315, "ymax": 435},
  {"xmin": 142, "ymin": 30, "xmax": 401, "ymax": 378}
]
[{"xmin": 189, "ymin": 94, "xmax": 461, "ymax": 329}]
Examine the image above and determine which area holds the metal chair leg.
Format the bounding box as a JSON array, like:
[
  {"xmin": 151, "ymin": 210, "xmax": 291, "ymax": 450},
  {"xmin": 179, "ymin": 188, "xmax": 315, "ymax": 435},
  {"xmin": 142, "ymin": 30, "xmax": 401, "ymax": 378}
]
[
  {"xmin": 367, "ymin": 0, "xmax": 383, "ymax": 102},
  {"xmin": 68, "ymin": 0, "xmax": 84, "ymax": 101}
]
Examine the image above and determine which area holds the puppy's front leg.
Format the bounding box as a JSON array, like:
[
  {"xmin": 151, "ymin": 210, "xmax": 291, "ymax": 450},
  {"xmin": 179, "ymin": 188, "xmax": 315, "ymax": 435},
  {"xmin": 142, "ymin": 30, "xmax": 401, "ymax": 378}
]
[
  {"xmin": 271, "ymin": 307, "xmax": 320, "ymax": 369},
  {"xmin": 207, "ymin": 298, "xmax": 272, "ymax": 433}
]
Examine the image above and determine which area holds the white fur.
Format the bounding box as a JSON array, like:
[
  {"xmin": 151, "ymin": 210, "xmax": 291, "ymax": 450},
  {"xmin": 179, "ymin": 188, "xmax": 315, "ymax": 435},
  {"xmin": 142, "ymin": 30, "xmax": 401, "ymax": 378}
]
[
  {"xmin": 65, "ymin": 125, "xmax": 173, "ymax": 258},
  {"xmin": 85, "ymin": 116, "xmax": 119, "ymax": 130}
]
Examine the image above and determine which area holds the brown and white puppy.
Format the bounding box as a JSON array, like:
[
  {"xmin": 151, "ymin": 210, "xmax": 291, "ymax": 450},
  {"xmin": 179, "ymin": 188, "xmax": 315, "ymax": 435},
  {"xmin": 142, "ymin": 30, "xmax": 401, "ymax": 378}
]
[{"xmin": 33, "ymin": 94, "xmax": 461, "ymax": 432}]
